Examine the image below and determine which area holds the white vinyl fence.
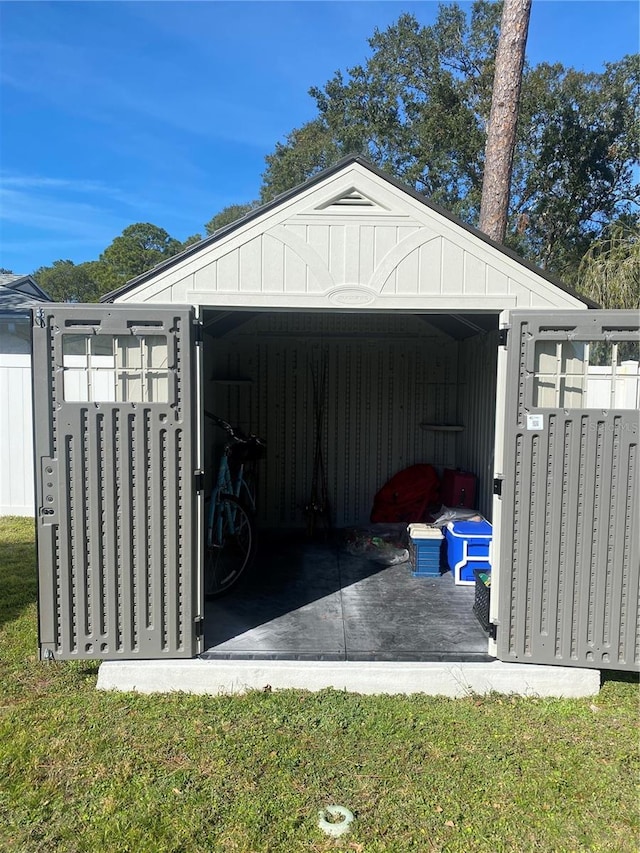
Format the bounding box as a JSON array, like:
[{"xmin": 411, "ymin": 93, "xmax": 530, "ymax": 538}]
[
  {"xmin": 585, "ymin": 361, "xmax": 640, "ymax": 410},
  {"xmin": 0, "ymin": 318, "xmax": 35, "ymax": 516}
]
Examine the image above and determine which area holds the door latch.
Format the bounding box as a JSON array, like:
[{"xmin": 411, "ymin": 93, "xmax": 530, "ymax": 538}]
[{"xmin": 40, "ymin": 457, "xmax": 59, "ymax": 523}]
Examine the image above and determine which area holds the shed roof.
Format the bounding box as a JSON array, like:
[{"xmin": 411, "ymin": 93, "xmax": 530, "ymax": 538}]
[{"xmin": 103, "ymin": 156, "xmax": 595, "ymax": 310}]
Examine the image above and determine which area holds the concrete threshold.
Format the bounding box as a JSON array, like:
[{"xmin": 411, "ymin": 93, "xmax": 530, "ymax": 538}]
[{"xmin": 97, "ymin": 659, "xmax": 600, "ymax": 698}]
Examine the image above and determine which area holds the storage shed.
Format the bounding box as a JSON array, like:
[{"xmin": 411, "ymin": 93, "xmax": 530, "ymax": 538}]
[
  {"xmin": 0, "ymin": 274, "xmax": 51, "ymax": 516},
  {"xmin": 31, "ymin": 158, "xmax": 639, "ymax": 690}
]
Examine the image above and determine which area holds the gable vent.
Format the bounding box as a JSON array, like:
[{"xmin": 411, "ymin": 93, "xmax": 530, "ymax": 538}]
[
  {"xmin": 316, "ymin": 187, "xmax": 388, "ymax": 211},
  {"xmin": 332, "ymin": 190, "xmax": 375, "ymax": 206}
]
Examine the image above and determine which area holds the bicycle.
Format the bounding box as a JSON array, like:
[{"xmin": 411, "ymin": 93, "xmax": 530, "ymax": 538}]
[{"xmin": 203, "ymin": 411, "xmax": 266, "ymax": 597}]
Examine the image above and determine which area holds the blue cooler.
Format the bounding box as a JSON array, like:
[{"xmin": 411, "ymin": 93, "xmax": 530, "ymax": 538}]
[{"xmin": 445, "ymin": 519, "xmax": 492, "ymax": 585}]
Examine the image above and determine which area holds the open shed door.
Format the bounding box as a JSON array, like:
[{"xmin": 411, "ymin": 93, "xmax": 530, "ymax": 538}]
[
  {"xmin": 32, "ymin": 305, "xmax": 202, "ymax": 660},
  {"xmin": 497, "ymin": 310, "xmax": 639, "ymax": 671}
]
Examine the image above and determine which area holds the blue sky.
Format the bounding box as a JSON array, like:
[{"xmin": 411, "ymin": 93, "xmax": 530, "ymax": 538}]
[{"xmin": 1, "ymin": 0, "xmax": 638, "ymax": 274}]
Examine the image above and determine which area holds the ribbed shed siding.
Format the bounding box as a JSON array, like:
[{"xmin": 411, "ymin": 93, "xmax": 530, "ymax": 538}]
[
  {"xmin": 204, "ymin": 313, "xmax": 480, "ymax": 528},
  {"xmin": 456, "ymin": 331, "xmax": 499, "ymax": 519}
]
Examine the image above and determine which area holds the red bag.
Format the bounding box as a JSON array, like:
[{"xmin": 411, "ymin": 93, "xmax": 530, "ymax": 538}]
[{"xmin": 370, "ymin": 464, "xmax": 440, "ymax": 523}]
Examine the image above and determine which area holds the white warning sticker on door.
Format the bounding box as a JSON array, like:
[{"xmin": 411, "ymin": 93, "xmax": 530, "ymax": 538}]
[{"xmin": 526, "ymin": 414, "xmax": 544, "ymax": 430}]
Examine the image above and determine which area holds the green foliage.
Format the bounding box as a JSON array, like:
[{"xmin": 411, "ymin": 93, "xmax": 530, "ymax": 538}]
[
  {"xmin": 1, "ymin": 517, "xmax": 639, "ymax": 852},
  {"xmin": 32, "ymin": 223, "xmax": 194, "ymax": 302},
  {"xmin": 260, "ymin": 1, "xmax": 639, "ymax": 281},
  {"xmin": 204, "ymin": 202, "xmax": 260, "ymax": 235},
  {"xmin": 181, "ymin": 232, "xmax": 203, "ymax": 248},
  {"xmin": 99, "ymin": 222, "xmax": 183, "ymax": 286},
  {"xmin": 261, "ymin": 119, "xmax": 344, "ymax": 204},
  {"xmin": 511, "ymin": 55, "xmax": 640, "ymax": 279},
  {"xmin": 577, "ymin": 220, "xmax": 640, "ymax": 309},
  {"xmin": 262, "ymin": 4, "xmax": 502, "ymax": 219},
  {"xmin": 32, "ymin": 259, "xmax": 105, "ymax": 303}
]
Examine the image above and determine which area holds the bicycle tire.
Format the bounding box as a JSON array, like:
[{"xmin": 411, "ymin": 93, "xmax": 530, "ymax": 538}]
[{"xmin": 204, "ymin": 494, "xmax": 256, "ymax": 598}]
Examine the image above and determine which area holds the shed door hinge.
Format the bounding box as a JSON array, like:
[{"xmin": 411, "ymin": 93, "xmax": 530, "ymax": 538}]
[
  {"xmin": 489, "ymin": 623, "xmax": 497, "ymax": 642},
  {"xmin": 497, "ymin": 327, "xmax": 509, "ymax": 347},
  {"xmin": 194, "ymin": 470, "xmax": 204, "ymax": 493},
  {"xmin": 193, "ymin": 319, "xmax": 204, "ymax": 345},
  {"xmin": 493, "ymin": 477, "xmax": 503, "ymax": 497},
  {"xmin": 194, "ymin": 618, "xmax": 204, "ymax": 638}
]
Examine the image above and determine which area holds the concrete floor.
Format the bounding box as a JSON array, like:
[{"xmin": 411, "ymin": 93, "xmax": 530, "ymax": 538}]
[
  {"xmin": 202, "ymin": 530, "xmax": 491, "ymax": 662},
  {"xmin": 99, "ymin": 530, "xmax": 601, "ymax": 697}
]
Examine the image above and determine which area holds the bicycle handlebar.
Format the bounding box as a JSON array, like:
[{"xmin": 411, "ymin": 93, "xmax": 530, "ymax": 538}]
[{"xmin": 204, "ymin": 410, "xmax": 266, "ymax": 449}]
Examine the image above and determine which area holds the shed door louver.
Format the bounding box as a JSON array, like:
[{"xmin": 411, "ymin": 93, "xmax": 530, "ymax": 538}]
[
  {"xmin": 498, "ymin": 310, "xmax": 639, "ymax": 671},
  {"xmin": 33, "ymin": 305, "xmax": 200, "ymax": 660}
]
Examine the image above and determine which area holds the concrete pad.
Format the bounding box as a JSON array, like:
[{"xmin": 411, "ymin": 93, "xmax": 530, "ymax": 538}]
[{"xmin": 97, "ymin": 659, "xmax": 600, "ymax": 698}]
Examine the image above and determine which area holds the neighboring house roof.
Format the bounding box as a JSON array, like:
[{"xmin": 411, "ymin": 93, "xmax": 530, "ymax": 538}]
[
  {"xmin": 102, "ymin": 155, "xmax": 597, "ymax": 308},
  {"xmin": 0, "ymin": 274, "xmax": 52, "ymax": 313}
]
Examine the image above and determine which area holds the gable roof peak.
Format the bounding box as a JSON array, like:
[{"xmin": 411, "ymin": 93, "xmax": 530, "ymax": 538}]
[{"xmin": 102, "ymin": 155, "xmax": 595, "ymax": 307}]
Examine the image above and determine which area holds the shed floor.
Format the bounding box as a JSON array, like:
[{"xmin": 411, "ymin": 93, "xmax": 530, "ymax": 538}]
[{"xmin": 202, "ymin": 531, "xmax": 491, "ymax": 661}]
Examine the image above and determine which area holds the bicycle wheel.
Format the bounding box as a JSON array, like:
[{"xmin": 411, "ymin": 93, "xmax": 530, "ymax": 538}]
[{"xmin": 204, "ymin": 494, "xmax": 255, "ymax": 597}]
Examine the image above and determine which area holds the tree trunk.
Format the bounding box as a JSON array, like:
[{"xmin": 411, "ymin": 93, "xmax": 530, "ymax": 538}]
[{"xmin": 479, "ymin": 0, "xmax": 532, "ymax": 243}]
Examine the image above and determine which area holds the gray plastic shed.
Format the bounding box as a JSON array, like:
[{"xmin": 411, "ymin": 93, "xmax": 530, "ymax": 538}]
[{"xmin": 32, "ymin": 158, "xmax": 639, "ymax": 684}]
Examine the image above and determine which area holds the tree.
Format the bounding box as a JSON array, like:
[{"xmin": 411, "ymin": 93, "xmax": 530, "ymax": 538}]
[
  {"xmin": 261, "ymin": 4, "xmax": 503, "ymax": 217},
  {"xmin": 512, "ymin": 55, "xmax": 640, "ymax": 280},
  {"xmin": 181, "ymin": 233, "xmax": 203, "ymax": 249},
  {"xmin": 479, "ymin": 0, "xmax": 532, "ymax": 242},
  {"xmin": 576, "ymin": 221, "xmax": 640, "ymax": 310},
  {"xmin": 205, "ymin": 203, "xmax": 260, "ymax": 236},
  {"xmin": 32, "ymin": 260, "xmax": 104, "ymax": 303},
  {"xmin": 99, "ymin": 223, "xmax": 183, "ymax": 285},
  {"xmin": 31, "ymin": 224, "xmax": 192, "ymax": 302},
  {"xmin": 0, "ymin": 267, "xmax": 14, "ymax": 275},
  {"xmin": 259, "ymin": 1, "xmax": 639, "ymax": 280},
  {"xmin": 261, "ymin": 120, "xmax": 344, "ymax": 204}
]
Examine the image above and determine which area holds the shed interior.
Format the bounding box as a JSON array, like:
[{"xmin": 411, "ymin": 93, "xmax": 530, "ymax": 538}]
[
  {"xmin": 201, "ymin": 308, "xmax": 500, "ymax": 661},
  {"xmin": 202, "ymin": 309, "xmax": 500, "ymax": 524}
]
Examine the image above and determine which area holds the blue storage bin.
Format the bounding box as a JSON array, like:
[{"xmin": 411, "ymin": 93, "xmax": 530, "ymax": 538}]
[
  {"xmin": 408, "ymin": 524, "xmax": 443, "ymax": 577},
  {"xmin": 445, "ymin": 519, "xmax": 492, "ymax": 585}
]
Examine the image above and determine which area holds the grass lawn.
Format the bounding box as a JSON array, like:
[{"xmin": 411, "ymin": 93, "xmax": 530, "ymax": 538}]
[{"xmin": 0, "ymin": 516, "xmax": 638, "ymax": 852}]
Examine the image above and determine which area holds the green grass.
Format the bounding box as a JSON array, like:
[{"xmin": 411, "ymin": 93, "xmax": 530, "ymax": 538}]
[{"xmin": 0, "ymin": 517, "xmax": 638, "ymax": 853}]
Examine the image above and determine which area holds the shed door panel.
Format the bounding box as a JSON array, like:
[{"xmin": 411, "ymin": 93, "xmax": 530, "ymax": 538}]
[
  {"xmin": 498, "ymin": 310, "xmax": 639, "ymax": 671},
  {"xmin": 33, "ymin": 305, "xmax": 200, "ymax": 660}
]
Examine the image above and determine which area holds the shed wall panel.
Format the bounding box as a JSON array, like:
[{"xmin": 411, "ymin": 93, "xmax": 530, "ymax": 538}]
[
  {"xmin": 456, "ymin": 331, "xmax": 499, "ymax": 518},
  {"xmin": 441, "ymin": 241, "xmax": 464, "ymax": 295},
  {"xmin": 487, "ymin": 267, "xmax": 509, "ymax": 295},
  {"xmin": 263, "ymin": 235, "xmax": 285, "ymax": 292},
  {"xmin": 284, "ymin": 244, "xmax": 308, "ymax": 294},
  {"xmin": 328, "ymin": 226, "xmax": 346, "ymax": 285},
  {"xmin": 218, "ymin": 251, "xmax": 240, "ymax": 291},
  {"xmin": 418, "ymin": 238, "xmax": 443, "ymax": 294},
  {"xmin": 359, "ymin": 225, "xmax": 376, "ymax": 284},
  {"xmin": 204, "ymin": 314, "xmax": 459, "ymax": 528},
  {"xmin": 395, "ymin": 248, "xmax": 420, "ymax": 295},
  {"xmin": 239, "ymin": 240, "xmax": 262, "ymax": 292},
  {"xmin": 463, "ymin": 253, "xmax": 487, "ymax": 295}
]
